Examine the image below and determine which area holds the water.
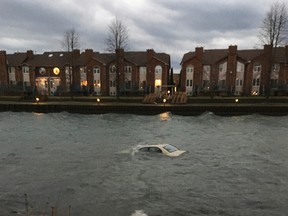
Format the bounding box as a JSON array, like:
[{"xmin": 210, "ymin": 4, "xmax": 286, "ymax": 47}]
[{"xmin": 0, "ymin": 112, "xmax": 288, "ymax": 216}]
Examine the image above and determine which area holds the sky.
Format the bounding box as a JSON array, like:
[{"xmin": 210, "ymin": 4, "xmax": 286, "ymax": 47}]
[{"xmin": 0, "ymin": 0, "xmax": 278, "ymax": 73}]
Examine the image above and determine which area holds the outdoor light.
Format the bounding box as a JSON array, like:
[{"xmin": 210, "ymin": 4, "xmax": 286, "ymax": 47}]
[
  {"xmin": 36, "ymin": 97, "xmax": 40, "ymax": 104},
  {"xmin": 235, "ymin": 98, "xmax": 239, "ymax": 103},
  {"xmin": 163, "ymin": 98, "xmax": 166, "ymax": 106},
  {"xmin": 97, "ymin": 98, "xmax": 100, "ymax": 105},
  {"xmin": 167, "ymin": 90, "xmax": 170, "ymax": 95}
]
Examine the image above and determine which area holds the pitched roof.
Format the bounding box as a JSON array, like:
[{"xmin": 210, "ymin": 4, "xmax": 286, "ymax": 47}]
[
  {"xmin": 202, "ymin": 49, "xmax": 228, "ymax": 64},
  {"xmin": 25, "ymin": 52, "xmax": 69, "ymax": 67},
  {"xmin": 181, "ymin": 49, "xmax": 228, "ymax": 64},
  {"xmin": 7, "ymin": 53, "xmax": 27, "ymax": 66},
  {"xmin": 237, "ymin": 49, "xmax": 264, "ymax": 61},
  {"xmin": 125, "ymin": 52, "xmax": 147, "ymax": 65},
  {"xmin": 182, "ymin": 48, "xmax": 268, "ymax": 64}
]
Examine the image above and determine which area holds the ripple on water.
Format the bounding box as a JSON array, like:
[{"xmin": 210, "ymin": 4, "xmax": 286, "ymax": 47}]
[{"xmin": 0, "ymin": 112, "xmax": 288, "ymax": 215}]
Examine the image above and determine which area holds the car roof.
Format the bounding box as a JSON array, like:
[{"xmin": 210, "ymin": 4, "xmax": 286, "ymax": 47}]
[{"xmin": 140, "ymin": 144, "xmax": 171, "ymax": 148}]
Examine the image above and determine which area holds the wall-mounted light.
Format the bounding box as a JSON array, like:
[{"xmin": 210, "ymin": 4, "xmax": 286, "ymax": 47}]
[
  {"xmin": 163, "ymin": 98, "xmax": 166, "ymax": 106},
  {"xmin": 53, "ymin": 67, "xmax": 60, "ymax": 75}
]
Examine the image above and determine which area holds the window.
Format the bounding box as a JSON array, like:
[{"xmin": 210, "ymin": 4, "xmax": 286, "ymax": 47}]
[
  {"xmin": 80, "ymin": 67, "xmax": 86, "ymax": 73},
  {"xmin": 270, "ymin": 79, "xmax": 278, "ymax": 88},
  {"xmin": 236, "ymin": 79, "xmax": 243, "ymax": 86},
  {"xmin": 140, "ymin": 81, "xmax": 146, "ymax": 90},
  {"xmin": 237, "ymin": 62, "xmax": 244, "ymax": 73},
  {"xmin": 253, "ymin": 78, "xmax": 260, "ymax": 86},
  {"xmin": 125, "ymin": 81, "xmax": 131, "ymax": 89},
  {"xmin": 186, "ymin": 65, "xmax": 194, "ymax": 73},
  {"xmin": 272, "ymin": 64, "xmax": 280, "ymax": 72},
  {"xmin": 219, "ymin": 62, "xmax": 227, "ymax": 73},
  {"xmin": 125, "ymin": 66, "xmax": 132, "ymax": 73},
  {"xmin": 155, "ymin": 65, "xmax": 162, "ymax": 74},
  {"xmin": 253, "ymin": 64, "xmax": 261, "ymax": 72},
  {"xmin": 93, "ymin": 67, "xmax": 100, "ymax": 74},
  {"xmin": 149, "ymin": 147, "xmax": 162, "ymax": 153},
  {"xmin": 186, "ymin": 79, "xmax": 193, "ymax": 87},
  {"xmin": 110, "ymin": 65, "xmax": 116, "ymax": 73},
  {"xmin": 22, "ymin": 66, "xmax": 29, "ymax": 73},
  {"xmin": 219, "ymin": 62, "xmax": 227, "ymax": 84},
  {"xmin": 110, "ymin": 80, "xmax": 116, "ymax": 87},
  {"xmin": 218, "ymin": 80, "xmax": 226, "ymax": 88},
  {"xmin": 94, "ymin": 80, "xmax": 101, "ymax": 87}
]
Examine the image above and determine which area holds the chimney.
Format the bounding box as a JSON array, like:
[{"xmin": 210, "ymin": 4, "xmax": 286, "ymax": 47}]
[
  {"xmin": 26, "ymin": 50, "xmax": 34, "ymax": 59},
  {"xmin": 72, "ymin": 49, "xmax": 80, "ymax": 58},
  {"xmin": 0, "ymin": 50, "xmax": 8, "ymax": 85},
  {"xmin": 264, "ymin": 44, "xmax": 272, "ymax": 54},
  {"xmin": 285, "ymin": 45, "xmax": 288, "ymax": 61},
  {"xmin": 147, "ymin": 49, "xmax": 155, "ymax": 63},
  {"xmin": 195, "ymin": 47, "xmax": 203, "ymax": 61},
  {"xmin": 229, "ymin": 45, "xmax": 237, "ymax": 56},
  {"xmin": 85, "ymin": 49, "xmax": 93, "ymax": 59}
]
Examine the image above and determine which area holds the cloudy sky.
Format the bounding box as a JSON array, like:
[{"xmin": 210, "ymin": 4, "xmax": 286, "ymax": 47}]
[{"xmin": 0, "ymin": 0, "xmax": 277, "ymax": 72}]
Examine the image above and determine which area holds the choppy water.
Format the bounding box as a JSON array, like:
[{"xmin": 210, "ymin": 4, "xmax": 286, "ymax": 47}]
[{"xmin": 0, "ymin": 111, "xmax": 288, "ymax": 216}]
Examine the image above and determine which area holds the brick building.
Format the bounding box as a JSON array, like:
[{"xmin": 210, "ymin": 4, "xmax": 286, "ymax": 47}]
[
  {"xmin": 180, "ymin": 45, "xmax": 288, "ymax": 96},
  {"xmin": 0, "ymin": 49, "xmax": 170, "ymax": 96}
]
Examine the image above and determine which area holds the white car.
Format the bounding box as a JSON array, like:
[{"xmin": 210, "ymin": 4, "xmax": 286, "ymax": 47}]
[{"xmin": 137, "ymin": 144, "xmax": 186, "ymax": 157}]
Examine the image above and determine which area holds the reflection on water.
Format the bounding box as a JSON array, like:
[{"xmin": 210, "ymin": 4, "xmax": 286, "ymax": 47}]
[
  {"xmin": 159, "ymin": 112, "xmax": 171, "ymax": 121},
  {"xmin": 0, "ymin": 112, "xmax": 288, "ymax": 216},
  {"xmin": 131, "ymin": 209, "xmax": 148, "ymax": 216}
]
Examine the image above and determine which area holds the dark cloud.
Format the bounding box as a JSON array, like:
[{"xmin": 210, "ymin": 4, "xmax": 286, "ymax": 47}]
[{"xmin": 0, "ymin": 0, "xmax": 276, "ymax": 72}]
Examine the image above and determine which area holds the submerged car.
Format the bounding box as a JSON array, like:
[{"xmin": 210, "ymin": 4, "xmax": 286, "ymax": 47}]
[{"xmin": 137, "ymin": 144, "xmax": 186, "ymax": 157}]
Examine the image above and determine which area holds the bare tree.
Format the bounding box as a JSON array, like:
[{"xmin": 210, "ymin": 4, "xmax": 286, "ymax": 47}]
[
  {"xmin": 258, "ymin": 2, "xmax": 288, "ymax": 97},
  {"xmin": 61, "ymin": 28, "xmax": 80, "ymax": 97},
  {"xmin": 105, "ymin": 17, "xmax": 129, "ymax": 52},
  {"xmin": 259, "ymin": 2, "xmax": 288, "ymax": 48},
  {"xmin": 105, "ymin": 17, "xmax": 129, "ymax": 100}
]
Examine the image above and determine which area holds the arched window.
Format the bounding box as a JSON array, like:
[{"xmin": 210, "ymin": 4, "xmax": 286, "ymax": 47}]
[
  {"xmin": 110, "ymin": 65, "xmax": 116, "ymax": 73},
  {"xmin": 186, "ymin": 65, "xmax": 194, "ymax": 73},
  {"xmin": 155, "ymin": 65, "xmax": 162, "ymax": 74}
]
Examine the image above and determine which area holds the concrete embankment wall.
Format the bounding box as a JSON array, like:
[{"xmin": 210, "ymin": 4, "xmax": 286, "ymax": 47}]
[{"xmin": 0, "ymin": 102, "xmax": 287, "ymax": 116}]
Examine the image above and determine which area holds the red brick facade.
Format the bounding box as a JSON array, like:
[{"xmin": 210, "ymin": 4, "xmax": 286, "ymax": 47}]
[
  {"xmin": 1, "ymin": 49, "xmax": 170, "ymax": 96},
  {"xmin": 181, "ymin": 45, "xmax": 288, "ymax": 96},
  {"xmin": 0, "ymin": 51, "xmax": 8, "ymax": 86}
]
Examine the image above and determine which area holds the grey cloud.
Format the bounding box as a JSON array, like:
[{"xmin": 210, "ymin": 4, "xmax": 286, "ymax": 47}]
[{"xmin": 0, "ymin": 0, "xmax": 275, "ymax": 71}]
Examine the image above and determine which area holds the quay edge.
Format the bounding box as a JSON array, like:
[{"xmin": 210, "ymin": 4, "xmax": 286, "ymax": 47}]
[{"xmin": 0, "ymin": 102, "xmax": 287, "ymax": 116}]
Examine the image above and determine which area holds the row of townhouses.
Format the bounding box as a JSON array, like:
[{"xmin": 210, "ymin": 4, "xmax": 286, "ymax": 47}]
[
  {"xmin": 0, "ymin": 49, "xmax": 170, "ymax": 96},
  {"xmin": 0, "ymin": 45, "xmax": 288, "ymax": 97},
  {"xmin": 181, "ymin": 45, "xmax": 288, "ymax": 96}
]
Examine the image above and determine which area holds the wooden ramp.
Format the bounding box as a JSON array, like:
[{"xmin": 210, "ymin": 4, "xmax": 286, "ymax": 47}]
[
  {"xmin": 171, "ymin": 92, "xmax": 188, "ymax": 104},
  {"xmin": 143, "ymin": 93, "xmax": 159, "ymax": 104},
  {"xmin": 143, "ymin": 92, "xmax": 188, "ymax": 104}
]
